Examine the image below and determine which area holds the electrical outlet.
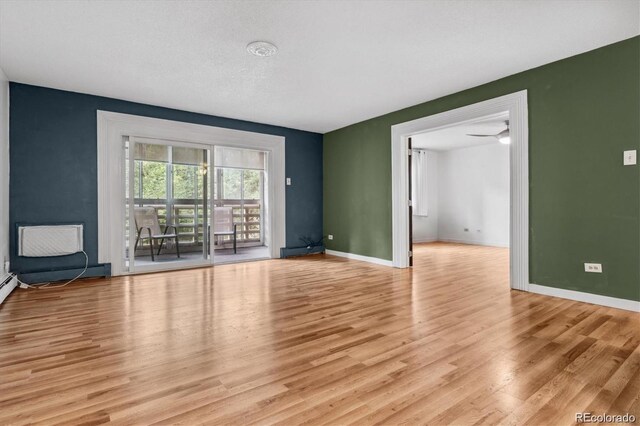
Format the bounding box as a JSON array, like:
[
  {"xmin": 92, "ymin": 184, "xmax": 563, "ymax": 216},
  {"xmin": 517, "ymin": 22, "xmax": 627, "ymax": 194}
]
[
  {"xmin": 584, "ymin": 263, "xmax": 602, "ymax": 273},
  {"xmin": 286, "ymin": 177, "xmax": 292, "ymax": 185},
  {"xmin": 327, "ymin": 234, "xmax": 333, "ymax": 240}
]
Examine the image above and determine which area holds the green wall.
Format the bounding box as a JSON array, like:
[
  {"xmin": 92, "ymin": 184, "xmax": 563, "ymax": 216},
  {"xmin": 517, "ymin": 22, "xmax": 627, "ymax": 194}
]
[{"xmin": 324, "ymin": 36, "xmax": 640, "ymax": 302}]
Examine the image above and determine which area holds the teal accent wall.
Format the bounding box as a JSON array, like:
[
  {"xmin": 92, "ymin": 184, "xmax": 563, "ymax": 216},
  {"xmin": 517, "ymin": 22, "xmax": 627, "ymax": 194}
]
[{"xmin": 324, "ymin": 36, "xmax": 640, "ymax": 302}]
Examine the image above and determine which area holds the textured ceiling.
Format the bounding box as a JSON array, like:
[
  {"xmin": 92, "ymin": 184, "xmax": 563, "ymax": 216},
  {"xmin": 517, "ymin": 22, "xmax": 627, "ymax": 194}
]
[{"xmin": 0, "ymin": 0, "xmax": 638, "ymax": 133}]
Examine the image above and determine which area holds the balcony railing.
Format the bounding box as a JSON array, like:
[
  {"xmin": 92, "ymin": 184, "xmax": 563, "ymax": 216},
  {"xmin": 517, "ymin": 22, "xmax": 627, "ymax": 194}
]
[{"xmin": 132, "ymin": 198, "xmax": 262, "ymax": 254}]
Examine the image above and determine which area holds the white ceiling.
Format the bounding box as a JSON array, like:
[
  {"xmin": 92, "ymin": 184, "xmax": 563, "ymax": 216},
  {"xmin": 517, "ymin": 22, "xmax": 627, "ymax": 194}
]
[
  {"xmin": 0, "ymin": 1, "xmax": 637, "ymax": 134},
  {"xmin": 412, "ymin": 114, "xmax": 509, "ymax": 151}
]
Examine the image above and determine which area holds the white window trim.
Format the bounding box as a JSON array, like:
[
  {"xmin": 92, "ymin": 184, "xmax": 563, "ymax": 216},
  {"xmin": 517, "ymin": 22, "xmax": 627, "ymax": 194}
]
[
  {"xmin": 391, "ymin": 90, "xmax": 529, "ymax": 291},
  {"xmin": 97, "ymin": 111, "xmax": 286, "ymax": 276}
]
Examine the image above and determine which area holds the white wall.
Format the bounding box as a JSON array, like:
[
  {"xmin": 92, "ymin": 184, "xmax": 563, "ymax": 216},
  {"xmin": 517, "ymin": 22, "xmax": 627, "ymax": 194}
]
[
  {"xmin": 412, "ymin": 150, "xmax": 438, "ymax": 242},
  {"xmin": 437, "ymin": 143, "xmax": 509, "ymax": 247},
  {"xmin": 0, "ymin": 68, "xmax": 8, "ymax": 274}
]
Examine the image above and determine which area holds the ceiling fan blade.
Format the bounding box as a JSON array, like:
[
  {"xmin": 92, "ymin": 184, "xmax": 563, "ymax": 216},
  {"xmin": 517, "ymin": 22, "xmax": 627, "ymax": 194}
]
[{"xmin": 466, "ymin": 134, "xmax": 497, "ymax": 138}]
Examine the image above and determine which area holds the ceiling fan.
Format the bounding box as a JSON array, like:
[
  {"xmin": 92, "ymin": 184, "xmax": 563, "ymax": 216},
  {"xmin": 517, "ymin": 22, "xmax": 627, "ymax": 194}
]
[{"xmin": 467, "ymin": 120, "xmax": 510, "ymax": 144}]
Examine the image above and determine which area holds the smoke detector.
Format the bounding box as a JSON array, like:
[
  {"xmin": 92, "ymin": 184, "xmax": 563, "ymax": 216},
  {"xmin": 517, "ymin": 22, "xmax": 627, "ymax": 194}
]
[{"xmin": 247, "ymin": 41, "xmax": 278, "ymax": 57}]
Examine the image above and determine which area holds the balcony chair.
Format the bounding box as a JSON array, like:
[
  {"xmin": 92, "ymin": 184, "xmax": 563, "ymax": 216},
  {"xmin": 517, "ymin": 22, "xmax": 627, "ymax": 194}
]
[
  {"xmin": 213, "ymin": 206, "xmax": 237, "ymax": 254},
  {"xmin": 134, "ymin": 206, "xmax": 180, "ymax": 261}
]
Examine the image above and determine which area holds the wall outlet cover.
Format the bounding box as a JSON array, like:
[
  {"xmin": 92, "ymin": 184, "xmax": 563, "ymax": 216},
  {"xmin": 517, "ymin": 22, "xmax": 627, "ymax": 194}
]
[
  {"xmin": 584, "ymin": 263, "xmax": 603, "ymax": 273},
  {"xmin": 328, "ymin": 234, "xmax": 333, "ymax": 240}
]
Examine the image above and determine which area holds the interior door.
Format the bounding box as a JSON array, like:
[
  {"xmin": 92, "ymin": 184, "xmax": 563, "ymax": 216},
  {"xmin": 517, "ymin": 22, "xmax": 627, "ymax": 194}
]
[{"xmin": 408, "ymin": 137, "xmax": 413, "ymax": 267}]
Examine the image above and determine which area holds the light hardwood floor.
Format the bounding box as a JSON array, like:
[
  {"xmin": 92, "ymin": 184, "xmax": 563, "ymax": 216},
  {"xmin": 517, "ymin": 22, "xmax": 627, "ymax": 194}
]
[{"xmin": 0, "ymin": 242, "xmax": 638, "ymax": 425}]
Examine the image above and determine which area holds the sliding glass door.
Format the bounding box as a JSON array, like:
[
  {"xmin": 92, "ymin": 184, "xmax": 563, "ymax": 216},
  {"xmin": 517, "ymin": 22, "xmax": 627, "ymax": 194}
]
[
  {"xmin": 122, "ymin": 138, "xmax": 271, "ymax": 272},
  {"xmin": 124, "ymin": 137, "xmax": 213, "ymax": 273}
]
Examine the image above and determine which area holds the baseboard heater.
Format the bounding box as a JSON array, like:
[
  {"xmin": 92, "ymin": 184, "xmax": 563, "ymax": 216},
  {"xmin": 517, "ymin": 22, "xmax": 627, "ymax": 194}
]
[
  {"xmin": 280, "ymin": 245, "xmax": 325, "ymax": 258},
  {"xmin": 0, "ymin": 273, "xmax": 18, "ymax": 305},
  {"xmin": 17, "ymin": 265, "xmax": 110, "ymax": 285}
]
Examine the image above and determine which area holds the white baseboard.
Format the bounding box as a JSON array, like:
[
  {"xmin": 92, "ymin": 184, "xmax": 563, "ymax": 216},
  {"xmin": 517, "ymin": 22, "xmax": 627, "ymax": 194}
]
[
  {"xmin": 325, "ymin": 250, "xmax": 393, "ymax": 267},
  {"xmin": 528, "ymin": 283, "xmax": 640, "ymax": 312},
  {"xmin": 0, "ymin": 274, "xmax": 17, "ymax": 305},
  {"xmin": 413, "ymin": 237, "xmax": 438, "ymax": 244},
  {"xmin": 438, "ymin": 238, "xmax": 509, "ymax": 248}
]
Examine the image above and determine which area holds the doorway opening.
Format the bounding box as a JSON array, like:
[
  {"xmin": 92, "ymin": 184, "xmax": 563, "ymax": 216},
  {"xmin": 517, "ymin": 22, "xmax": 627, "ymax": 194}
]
[
  {"xmin": 409, "ymin": 113, "xmax": 510, "ymax": 283},
  {"xmin": 391, "ymin": 91, "xmax": 529, "ymax": 291}
]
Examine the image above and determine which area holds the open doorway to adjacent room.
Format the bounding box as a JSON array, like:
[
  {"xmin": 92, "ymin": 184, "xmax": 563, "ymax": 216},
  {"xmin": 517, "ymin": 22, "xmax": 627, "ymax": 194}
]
[
  {"xmin": 409, "ymin": 112, "xmax": 510, "ymax": 284},
  {"xmin": 391, "ymin": 91, "xmax": 528, "ymax": 290}
]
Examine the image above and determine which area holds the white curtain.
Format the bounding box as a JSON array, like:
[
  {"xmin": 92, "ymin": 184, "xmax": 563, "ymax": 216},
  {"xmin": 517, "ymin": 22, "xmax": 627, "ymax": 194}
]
[{"xmin": 412, "ymin": 150, "xmax": 429, "ymax": 216}]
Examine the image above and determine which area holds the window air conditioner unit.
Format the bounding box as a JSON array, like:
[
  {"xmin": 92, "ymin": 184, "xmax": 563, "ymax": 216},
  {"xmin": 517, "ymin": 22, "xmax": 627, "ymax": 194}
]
[{"xmin": 18, "ymin": 225, "xmax": 84, "ymax": 257}]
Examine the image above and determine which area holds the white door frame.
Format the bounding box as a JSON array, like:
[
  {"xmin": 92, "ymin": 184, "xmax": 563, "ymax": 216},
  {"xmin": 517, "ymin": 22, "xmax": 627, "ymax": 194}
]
[
  {"xmin": 391, "ymin": 90, "xmax": 529, "ymax": 291},
  {"xmin": 97, "ymin": 111, "xmax": 286, "ymax": 276}
]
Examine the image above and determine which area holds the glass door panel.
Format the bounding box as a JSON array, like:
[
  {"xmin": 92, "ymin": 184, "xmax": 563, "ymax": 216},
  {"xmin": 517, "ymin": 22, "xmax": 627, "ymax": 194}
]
[
  {"xmin": 125, "ymin": 137, "xmax": 212, "ymax": 273},
  {"xmin": 212, "ymin": 146, "xmax": 268, "ymax": 263}
]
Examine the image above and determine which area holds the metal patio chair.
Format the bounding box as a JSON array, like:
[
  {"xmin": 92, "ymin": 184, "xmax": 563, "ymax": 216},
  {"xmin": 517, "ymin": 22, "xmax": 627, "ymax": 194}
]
[
  {"xmin": 134, "ymin": 206, "xmax": 180, "ymax": 261},
  {"xmin": 213, "ymin": 206, "xmax": 237, "ymax": 254}
]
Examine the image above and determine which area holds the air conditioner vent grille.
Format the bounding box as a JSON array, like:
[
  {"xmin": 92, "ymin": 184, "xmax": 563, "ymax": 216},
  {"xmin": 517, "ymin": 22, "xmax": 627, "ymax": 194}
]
[{"xmin": 18, "ymin": 225, "xmax": 84, "ymax": 257}]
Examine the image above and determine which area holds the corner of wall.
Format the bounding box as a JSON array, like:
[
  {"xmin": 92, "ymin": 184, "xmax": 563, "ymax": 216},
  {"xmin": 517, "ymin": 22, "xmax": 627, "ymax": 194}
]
[{"xmin": 0, "ymin": 67, "xmax": 9, "ymax": 276}]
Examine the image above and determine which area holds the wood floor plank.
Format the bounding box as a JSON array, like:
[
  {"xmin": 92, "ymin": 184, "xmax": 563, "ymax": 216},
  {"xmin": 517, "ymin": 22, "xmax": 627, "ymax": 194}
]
[{"xmin": 0, "ymin": 242, "xmax": 638, "ymax": 425}]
